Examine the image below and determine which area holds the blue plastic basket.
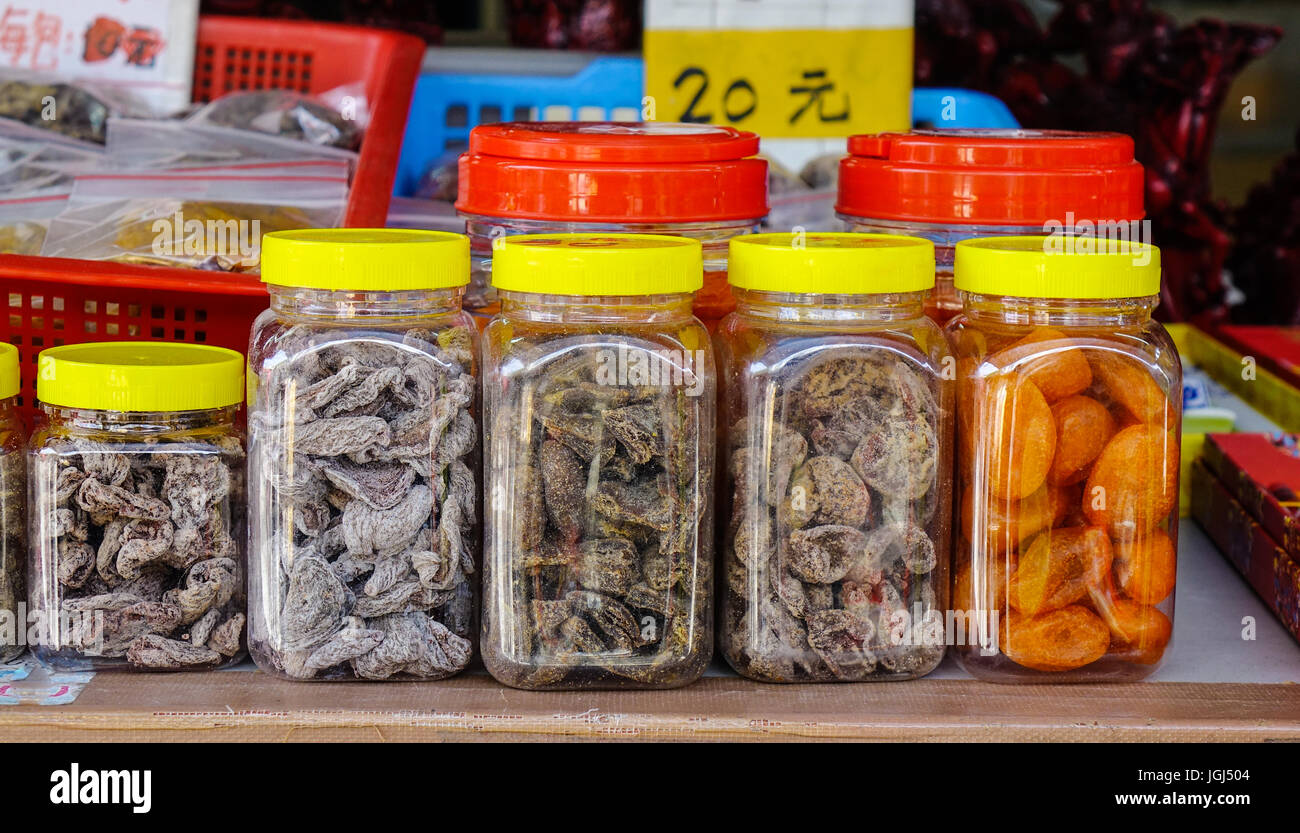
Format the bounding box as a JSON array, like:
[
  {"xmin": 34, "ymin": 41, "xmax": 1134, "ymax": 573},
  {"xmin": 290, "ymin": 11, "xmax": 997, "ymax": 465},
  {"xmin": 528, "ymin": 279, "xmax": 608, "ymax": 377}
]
[
  {"xmin": 394, "ymin": 54, "xmax": 643, "ymax": 196},
  {"xmin": 393, "ymin": 51, "xmax": 1019, "ymax": 197},
  {"xmin": 911, "ymin": 87, "xmax": 1019, "ymax": 131}
]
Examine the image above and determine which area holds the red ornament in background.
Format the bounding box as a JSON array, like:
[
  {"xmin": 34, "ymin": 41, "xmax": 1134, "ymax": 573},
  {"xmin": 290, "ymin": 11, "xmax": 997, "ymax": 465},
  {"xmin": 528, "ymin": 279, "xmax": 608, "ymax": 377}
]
[
  {"xmin": 506, "ymin": 0, "xmax": 641, "ymax": 51},
  {"xmin": 915, "ymin": 0, "xmax": 1282, "ymax": 327},
  {"xmin": 1228, "ymin": 129, "xmax": 1300, "ymax": 325}
]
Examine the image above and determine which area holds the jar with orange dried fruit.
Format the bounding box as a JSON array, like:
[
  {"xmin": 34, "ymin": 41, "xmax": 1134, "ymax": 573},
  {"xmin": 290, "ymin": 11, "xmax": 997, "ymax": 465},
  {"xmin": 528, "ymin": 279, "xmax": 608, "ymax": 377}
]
[{"xmin": 947, "ymin": 236, "xmax": 1179, "ymax": 683}]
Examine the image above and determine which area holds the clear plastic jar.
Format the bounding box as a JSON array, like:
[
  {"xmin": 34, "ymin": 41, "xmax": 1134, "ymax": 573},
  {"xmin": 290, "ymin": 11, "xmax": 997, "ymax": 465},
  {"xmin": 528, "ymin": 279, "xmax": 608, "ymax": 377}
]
[
  {"xmin": 948, "ymin": 237, "xmax": 1180, "ymax": 683},
  {"xmin": 28, "ymin": 343, "xmax": 246, "ymax": 671},
  {"xmin": 837, "ymin": 130, "xmax": 1145, "ymax": 323},
  {"xmin": 457, "ymin": 122, "xmax": 767, "ymax": 329},
  {"xmin": 716, "ymin": 234, "xmax": 952, "ymax": 682},
  {"xmin": 247, "ymin": 230, "xmax": 479, "ymax": 682},
  {"xmin": 481, "ymin": 234, "xmax": 715, "ymax": 690},
  {"xmin": 0, "ymin": 345, "xmax": 25, "ymax": 663}
]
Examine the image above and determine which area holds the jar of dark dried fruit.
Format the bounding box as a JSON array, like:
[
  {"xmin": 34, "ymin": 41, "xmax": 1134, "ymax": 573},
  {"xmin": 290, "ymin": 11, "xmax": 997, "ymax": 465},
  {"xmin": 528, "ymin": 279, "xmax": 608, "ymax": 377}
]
[
  {"xmin": 0, "ymin": 344, "xmax": 25, "ymax": 663},
  {"xmin": 716, "ymin": 233, "xmax": 952, "ymax": 682},
  {"xmin": 948, "ymin": 237, "xmax": 1179, "ymax": 683},
  {"xmin": 482, "ymin": 233, "xmax": 716, "ymax": 690},
  {"xmin": 457, "ymin": 122, "xmax": 767, "ymax": 329},
  {"xmin": 246, "ymin": 229, "xmax": 479, "ymax": 681},
  {"xmin": 837, "ymin": 130, "xmax": 1145, "ymax": 323},
  {"xmin": 28, "ymin": 342, "xmax": 246, "ymax": 671}
]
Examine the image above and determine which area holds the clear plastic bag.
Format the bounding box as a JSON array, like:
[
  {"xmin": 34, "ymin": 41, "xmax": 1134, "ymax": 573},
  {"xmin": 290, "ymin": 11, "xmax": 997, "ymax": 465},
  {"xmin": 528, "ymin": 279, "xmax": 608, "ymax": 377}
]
[
  {"xmin": 40, "ymin": 169, "xmax": 348, "ymax": 272},
  {"xmin": 186, "ymin": 84, "xmax": 367, "ymax": 150},
  {"xmin": 106, "ymin": 118, "xmax": 357, "ymax": 170},
  {"xmin": 0, "ymin": 73, "xmax": 152, "ymax": 145},
  {"xmin": 0, "ymin": 187, "xmax": 70, "ymax": 255}
]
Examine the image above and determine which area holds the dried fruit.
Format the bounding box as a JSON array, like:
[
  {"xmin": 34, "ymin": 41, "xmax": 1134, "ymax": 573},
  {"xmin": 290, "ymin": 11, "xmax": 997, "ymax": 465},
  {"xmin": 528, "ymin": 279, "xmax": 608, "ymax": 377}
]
[
  {"xmin": 1114, "ymin": 528, "xmax": 1176, "ymax": 605},
  {"xmin": 1000, "ymin": 605, "xmax": 1109, "ymax": 672},
  {"xmin": 978, "ymin": 373, "xmax": 1055, "ymax": 500},
  {"xmin": 30, "ymin": 424, "xmax": 245, "ymax": 670},
  {"xmin": 994, "ymin": 328, "xmax": 1092, "ymax": 403},
  {"xmin": 721, "ymin": 346, "xmax": 948, "ymax": 682},
  {"xmin": 248, "ymin": 323, "xmax": 478, "ymax": 680},
  {"xmin": 0, "ymin": 424, "xmax": 24, "ymax": 663},
  {"xmin": 1083, "ymin": 424, "xmax": 1179, "ymax": 538},
  {"xmin": 482, "ymin": 332, "xmax": 713, "ymax": 689},
  {"xmin": 1090, "ymin": 351, "xmax": 1178, "ymax": 427},
  {"xmin": 1046, "ymin": 395, "xmax": 1115, "ymax": 485},
  {"xmin": 960, "ymin": 482, "xmax": 1067, "ymax": 556},
  {"xmin": 1094, "ymin": 596, "xmax": 1172, "ymax": 665},
  {"xmin": 1008, "ymin": 526, "xmax": 1112, "ymax": 616}
]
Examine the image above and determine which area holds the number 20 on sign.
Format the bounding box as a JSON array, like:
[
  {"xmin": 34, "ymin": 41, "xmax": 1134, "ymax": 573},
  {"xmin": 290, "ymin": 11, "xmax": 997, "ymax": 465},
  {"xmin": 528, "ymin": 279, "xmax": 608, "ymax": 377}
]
[{"xmin": 643, "ymin": 26, "xmax": 913, "ymax": 138}]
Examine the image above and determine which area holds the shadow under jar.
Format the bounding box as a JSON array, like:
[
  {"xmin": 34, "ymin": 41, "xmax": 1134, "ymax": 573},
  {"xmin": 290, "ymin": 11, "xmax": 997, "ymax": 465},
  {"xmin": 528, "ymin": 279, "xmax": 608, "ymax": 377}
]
[
  {"xmin": 947, "ymin": 237, "xmax": 1180, "ymax": 683},
  {"xmin": 481, "ymin": 233, "xmax": 716, "ymax": 690},
  {"xmin": 0, "ymin": 344, "xmax": 25, "ymax": 663},
  {"xmin": 717, "ymin": 233, "xmax": 953, "ymax": 682},
  {"xmin": 246, "ymin": 230, "xmax": 479, "ymax": 682},
  {"xmin": 28, "ymin": 342, "xmax": 247, "ymax": 671}
]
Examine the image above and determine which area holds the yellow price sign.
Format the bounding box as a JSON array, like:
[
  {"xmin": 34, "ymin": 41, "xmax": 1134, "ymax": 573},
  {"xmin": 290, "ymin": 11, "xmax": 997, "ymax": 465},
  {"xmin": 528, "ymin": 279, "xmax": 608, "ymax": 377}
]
[{"xmin": 644, "ymin": 26, "xmax": 913, "ymax": 138}]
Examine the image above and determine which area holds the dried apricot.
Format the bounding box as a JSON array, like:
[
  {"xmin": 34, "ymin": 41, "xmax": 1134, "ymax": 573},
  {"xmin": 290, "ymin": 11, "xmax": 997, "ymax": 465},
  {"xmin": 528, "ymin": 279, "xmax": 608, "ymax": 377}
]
[
  {"xmin": 993, "ymin": 328, "xmax": 1092, "ymax": 403},
  {"xmin": 1083, "ymin": 424, "xmax": 1179, "ymax": 538},
  {"xmin": 1008, "ymin": 526, "xmax": 1112, "ymax": 616},
  {"xmin": 1046, "ymin": 395, "xmax": 1116, "ymax": 485},
  {"xmin": 954, "ymin": 558, "xmax": 1010, "ymax": 614},
  {"xmin": 1090, "ymin": 350, "xmax": 1177, "ymax": 427},
  {"xmin": 1115, "ymin": 528, "xmax": 1177, "ymax": 605},
  {"xmin": 1092, "ymin": 595, "xmax": 1172, "ymax": 665},
  {"xmin": 961, "ymin": 483, "xmax": 1068, "ymax": 556},
  {"xmin": 981, "ymin": 372, "xmax": 1056, "ymax": 500},
  {"xmin": 1000, "ymin": 605, "xmax": 1109, "ymax": 672}
]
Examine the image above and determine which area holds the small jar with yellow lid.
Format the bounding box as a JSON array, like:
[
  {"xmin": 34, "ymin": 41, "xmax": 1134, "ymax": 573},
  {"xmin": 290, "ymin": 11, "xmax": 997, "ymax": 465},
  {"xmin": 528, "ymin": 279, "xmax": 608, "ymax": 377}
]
[
  {"xmin": 28, "ymin": 342, "xmax": 246, "ymax": 671},
  {"xmin": 947, "ymin": 236, "xmax": 1180, "ymax": 683},
  {"xmin": 481, "ymin": 233, "xmax": 716, "ymax": 690},
  {"xmin": 716, "ymin": 233, "xmax": 952, "ymax": 683},
  {"xmin": 0, "ymin": 344, "xmax": 25, "ymax": 663},
  {"xmin": 246, "ymin": 229, "xmax": 479, "ymax": 682}
]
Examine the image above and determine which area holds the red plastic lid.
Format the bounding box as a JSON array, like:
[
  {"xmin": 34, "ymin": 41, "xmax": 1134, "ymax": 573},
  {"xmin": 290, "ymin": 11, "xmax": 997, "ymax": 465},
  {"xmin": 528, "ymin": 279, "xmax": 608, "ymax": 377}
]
[
  {"xmin": 457, "ymin": 122, "xmax": 768, "ymax": 223},
  {"xmin": 837, "ymin": 129, "xmax": 1145, "ymax": 225}
]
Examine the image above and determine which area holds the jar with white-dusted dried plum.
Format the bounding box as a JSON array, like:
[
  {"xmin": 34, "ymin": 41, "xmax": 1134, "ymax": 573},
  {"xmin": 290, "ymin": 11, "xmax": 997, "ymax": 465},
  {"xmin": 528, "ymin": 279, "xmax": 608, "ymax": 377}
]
[
  {"xmin": 247, "ymin": 229, "xmax": 479, "ymax": 681},
  {"xmin": 482, "ymin": 234, "xmax": 715, "ymax": 690},
  {"xmin": 717, "ymin": 234, "xmax": 952, "ymax": 682},
  {"xmin": 28, "ymin": 342, "xmax": 246, "ymax": 671},
  {"xmin": 1, "ymin": 344, "xmax": 25, "ymax": 663}
]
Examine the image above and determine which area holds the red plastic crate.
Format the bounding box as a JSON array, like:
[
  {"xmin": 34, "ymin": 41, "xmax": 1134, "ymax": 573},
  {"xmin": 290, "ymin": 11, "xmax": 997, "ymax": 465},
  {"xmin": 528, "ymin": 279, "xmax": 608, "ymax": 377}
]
[{"xmin": 0, "ymin": 16, "xmax": 424, "ymax": 421}]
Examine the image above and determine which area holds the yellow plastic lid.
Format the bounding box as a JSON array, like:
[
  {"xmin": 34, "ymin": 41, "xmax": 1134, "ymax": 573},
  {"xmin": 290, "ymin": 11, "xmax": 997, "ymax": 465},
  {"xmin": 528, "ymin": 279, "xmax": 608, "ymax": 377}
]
[
  {"xmin": 954, "ymin": 235, "xmax": 1161, "ymax": 299},
  {"xmin": 37, "ymin": 342, "xmax": 244, "ymax": 412},
  {"xmin": 491, "ymin": 233, "xmax": 703, "ymax": 296},
  {"xmin": 0, "ymin": 343, "xmax": 18, "ymax": 400},
  {"xmin": 729, "ymin": 232, "xmax": 935, "ymax": 294},
  {"xmin": 261, "ymin": 229, "xmax": 470, "ymax": 291}
]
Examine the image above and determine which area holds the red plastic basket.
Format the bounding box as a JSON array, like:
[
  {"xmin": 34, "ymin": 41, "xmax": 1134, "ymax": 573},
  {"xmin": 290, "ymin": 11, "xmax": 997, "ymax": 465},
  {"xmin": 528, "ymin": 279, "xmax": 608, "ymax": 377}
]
[{"xmin": 0, "ymin": 16, "xmax": 424, "ymax": 421}]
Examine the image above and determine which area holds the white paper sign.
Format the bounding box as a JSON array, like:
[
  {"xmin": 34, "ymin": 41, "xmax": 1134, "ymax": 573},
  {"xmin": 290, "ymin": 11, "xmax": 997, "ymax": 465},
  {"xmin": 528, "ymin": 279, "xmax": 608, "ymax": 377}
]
[{"xmin": 0, "ymin": 0, "xmax": 199, "ymax": 115}]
